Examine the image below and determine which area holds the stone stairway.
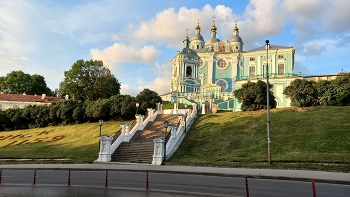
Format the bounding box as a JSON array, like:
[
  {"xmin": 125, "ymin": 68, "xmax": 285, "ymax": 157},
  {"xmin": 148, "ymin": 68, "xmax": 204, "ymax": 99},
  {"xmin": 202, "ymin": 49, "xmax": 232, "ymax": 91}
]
[{"xmin": 111, "ymin": 114, "xmax": 180, "ymax": 164}]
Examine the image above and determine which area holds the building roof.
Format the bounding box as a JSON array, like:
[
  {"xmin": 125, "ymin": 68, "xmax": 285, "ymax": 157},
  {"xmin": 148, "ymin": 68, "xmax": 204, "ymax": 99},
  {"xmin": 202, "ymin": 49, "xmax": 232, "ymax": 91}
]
[
  {"xmin": 191, "ymin": 33, "xmax": 204, "ymax": 41},
  {"xmin": 179, "ymin": 47, "xmax": 198, "ymax": 57},
  {"xmin": 205, "ymin": 37, "xmax": 220, "ymax": 45},
  {"xmin": 247, "ymin": 45, "xmax": 293, "ymax": 52},
  {"xmin": 0, "ymin": 93, "xmax": 65, "ymax": 103}
]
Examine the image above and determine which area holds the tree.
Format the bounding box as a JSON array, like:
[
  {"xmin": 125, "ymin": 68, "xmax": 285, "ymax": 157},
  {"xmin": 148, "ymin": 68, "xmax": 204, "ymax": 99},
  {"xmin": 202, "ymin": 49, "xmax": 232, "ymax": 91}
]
[
  {"xmin": 283, "ymin": 79, "xmax": 318, "ymax": 107},
  {"xmin": 135, "ymin": 89, "xmax": 162, "ymax": 114},
  {"xmin": 59, "ymin": 59, "xmax": 120, "ymax": 101},
  {"xmin": 109, "ymin": 94, "xmax": 136, "ymax": 120},
  {"xmin": 233, "ymin": 80, "xmax": 276, "ymax": 111},
  {"xmin": 0, "ymin": 71, "xmax": 52, "ymax": 95},
  {"xmin": 321, "ymin": 72, "xmax": 350, "ymax": 106}
]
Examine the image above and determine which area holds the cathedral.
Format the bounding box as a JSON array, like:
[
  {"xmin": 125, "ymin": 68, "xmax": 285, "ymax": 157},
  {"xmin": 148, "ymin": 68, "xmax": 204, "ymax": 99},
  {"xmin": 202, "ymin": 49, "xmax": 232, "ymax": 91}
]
[{"xmin": 161, "ymin": 19, "xmax": 298, "ymax": 112}]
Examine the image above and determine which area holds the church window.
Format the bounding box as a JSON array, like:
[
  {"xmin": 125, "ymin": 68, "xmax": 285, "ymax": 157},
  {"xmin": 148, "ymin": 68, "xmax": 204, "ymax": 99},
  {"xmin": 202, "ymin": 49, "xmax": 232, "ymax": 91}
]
[
  {"xmin": 278, "ymin": 54, "xmax": 284, "ymax": 59},
  {"xmin": 13, "ymin": 105, "xmax": 18, "ymax": 109},
  {"xmin": 215, "ymin": 79, "xmax": 228, "ymax": 92},
  {"xmin": 186, "ymin": 66, "xmax": 192, "ymax": 78},
  {"xmin": 249, "ymin": 66, "xmax": 255, "ymax": 77},
  {"xmin": 174, "ymin": 67, "xmax": 177, "ymax": 76},
  {"xmin": 217, "ymin": 59, "xmax": 228, "ymax": 69},
  {"xmin": 219, "ymin": 43, "xmax": 225, "ymax": 52},
  {"xmin": 250, "ymin": 57, "xmax": 255, "ymax": 61},
  {"xmin": 199, "ymin": 58, "xmax": 204, "ymax": 68},
  {"xmin": 278, "ymin": 64, "xmax": 284, "ymax": 75},
  {"xmin": 197, "ymin": 45, "xmax": 199, "ymax": 49}
]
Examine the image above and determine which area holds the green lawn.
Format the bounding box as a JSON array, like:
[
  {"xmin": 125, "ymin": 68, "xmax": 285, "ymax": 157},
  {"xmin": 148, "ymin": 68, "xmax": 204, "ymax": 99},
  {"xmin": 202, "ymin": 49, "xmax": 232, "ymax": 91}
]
[
  {"xmin": 166, "ymin": 106, "xmax": 350, "ymax": 172},
  {"xmin": 0, "ymin": 106, "xmax": 349, "ymax": 172},
  {"xmin": 0, "ymin": 121, "xmax": 128, "ymax": 163}
]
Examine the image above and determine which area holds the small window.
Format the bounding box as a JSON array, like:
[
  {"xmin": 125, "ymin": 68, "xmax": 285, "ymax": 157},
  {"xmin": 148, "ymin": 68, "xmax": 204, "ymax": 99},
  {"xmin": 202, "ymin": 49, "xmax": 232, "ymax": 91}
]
[
  {"xmin": 217, "ymin": 59, "xmax": 227, "ymax": 69},
  {"xmin": 0, "ymin": 104, "xmax": 2, "ymax": 109},
  {"xmin": 250, "ymin": 57, "xmax": 255, "ymax": 61},
  {"xmin": 249, "ymin": 66, "xmax": 255, "ymax": 77},
  {"xmin": 278, "ymin": 64, "xmax": 285, "ymax": 75},
  {"xmin": 13, "ymin": 105, "xmax": 18, "ymax": 109},
  {"xmin": 278, "ymin": 54, "xmax": 284, "ymax": 59}
]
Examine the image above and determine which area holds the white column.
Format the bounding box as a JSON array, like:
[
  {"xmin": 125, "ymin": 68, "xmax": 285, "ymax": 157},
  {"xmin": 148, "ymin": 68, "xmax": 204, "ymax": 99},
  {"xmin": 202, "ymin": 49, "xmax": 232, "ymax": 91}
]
[
  {"xmin": 147, "ymin": 108, "xmax": 153, "ymax": 118},
  {"xmin": 120, "ymin": 123, "xmax": 126, "ymax": 136},
  {"xmin": 124, "ymin": 124, "xmax": 130, "ymax": 138},
  {"xmin": 202, "ymin": 103, "xmax": 206, "ymax": 114},
  {"xmin": 152, "ymin": 138, "xmax": 165, "ymax": 165},
  {"xmin": 98, "ymin": 135, "xmax": 113, "ymax": 162}
]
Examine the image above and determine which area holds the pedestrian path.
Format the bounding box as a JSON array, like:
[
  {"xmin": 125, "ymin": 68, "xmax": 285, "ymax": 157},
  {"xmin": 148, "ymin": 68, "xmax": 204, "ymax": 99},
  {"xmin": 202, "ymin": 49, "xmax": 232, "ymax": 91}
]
[{"xmin": 0, "ymin": 163, "xmax": 349, "ymax": 184}]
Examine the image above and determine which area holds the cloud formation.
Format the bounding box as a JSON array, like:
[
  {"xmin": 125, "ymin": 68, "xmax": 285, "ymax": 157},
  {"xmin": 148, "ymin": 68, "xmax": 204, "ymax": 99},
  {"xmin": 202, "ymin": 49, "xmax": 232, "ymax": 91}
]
[{"xmin": 90, "ymin": 43, "xmax": 159, "ymax": 67}]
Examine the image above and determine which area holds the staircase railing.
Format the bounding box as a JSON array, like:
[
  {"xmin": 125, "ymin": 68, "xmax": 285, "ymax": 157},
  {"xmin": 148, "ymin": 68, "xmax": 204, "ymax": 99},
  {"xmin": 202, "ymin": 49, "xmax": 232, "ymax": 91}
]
[
  {"xmin": 165, "ymin": 129, "xmax": 172, "ymax": 145},
  {"xmin": 112, "ymin": 128, "xmax": 122, "ymax": 143},
  {"xmin": 143, "ymin": 111, "xmax": 149, "ymax": 121},
  {"xmin": 130, "ymin": 119, "xmax": 137, "ymax": 130}
]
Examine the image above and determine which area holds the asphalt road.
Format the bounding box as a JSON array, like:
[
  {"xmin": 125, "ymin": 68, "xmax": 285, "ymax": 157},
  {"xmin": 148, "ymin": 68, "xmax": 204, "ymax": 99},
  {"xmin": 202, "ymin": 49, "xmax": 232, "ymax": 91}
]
[{"xmin": 0, "ymin": 170, "xmax": 349, "ymax": 197}]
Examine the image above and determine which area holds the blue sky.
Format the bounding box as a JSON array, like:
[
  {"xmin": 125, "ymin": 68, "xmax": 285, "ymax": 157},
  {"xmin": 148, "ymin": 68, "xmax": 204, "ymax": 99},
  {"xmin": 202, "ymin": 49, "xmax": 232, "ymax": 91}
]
[{"xmin": 1, "ymin": 0, "xmax": 349, "ymax": 96}]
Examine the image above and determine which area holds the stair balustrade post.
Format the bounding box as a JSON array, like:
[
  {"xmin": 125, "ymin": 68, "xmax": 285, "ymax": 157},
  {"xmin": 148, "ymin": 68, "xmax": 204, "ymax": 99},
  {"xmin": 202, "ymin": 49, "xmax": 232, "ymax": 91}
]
[
  {"xmin": 156, "ymin": 102, "xmax": 161, "ymax": 113},
  {"xmin": 147, "ymin": 108, "xmax": 153, "ymax": 119},
  {"xmin": 152, "ymin": 138, "xmax": 164, "ymax": 165},
  {"xmin": 124, "ymin": 124, "xmax": 130, "ymax": 141},
  {"xmin": 169, "ymin": 124, "xmax": 175, "ymax": 138},
  {"xmin": 202, "ymin": 103, "xmax": 206, "ymax": 114},
  {"xmin": 140, "ymin": 115, "xmax": 144, "ymax": 127},
  {"xmin": 120, "ymin": 123, "xmax": 126, "ymax": 136},
  {"xmin": 98, "ymin": 135, "xmax": 113, "ymax": 162}
]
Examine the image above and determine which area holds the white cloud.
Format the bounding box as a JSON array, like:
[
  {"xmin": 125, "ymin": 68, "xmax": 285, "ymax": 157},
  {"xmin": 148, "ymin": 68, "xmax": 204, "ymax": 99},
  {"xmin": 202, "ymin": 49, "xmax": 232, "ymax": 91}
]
[
  {"xmin": 302, "ymin": 43, "xmax": 326, "ymax": 56},
  {"xmin": 90, "ymin": 43, "xmax": 159, "ymax": 67}
]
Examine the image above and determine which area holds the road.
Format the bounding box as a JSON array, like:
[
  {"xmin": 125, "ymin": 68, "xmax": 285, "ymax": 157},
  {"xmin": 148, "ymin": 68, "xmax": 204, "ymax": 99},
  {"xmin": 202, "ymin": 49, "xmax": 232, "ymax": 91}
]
[{"xmin": 0, "ymin": 170, "xmax": 349, "ymax": 196}]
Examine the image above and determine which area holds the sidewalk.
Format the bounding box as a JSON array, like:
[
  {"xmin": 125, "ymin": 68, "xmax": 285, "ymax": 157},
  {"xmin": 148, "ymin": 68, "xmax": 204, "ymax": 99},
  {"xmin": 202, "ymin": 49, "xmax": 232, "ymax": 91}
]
[{"xmin": 0, "ymin": 163, "xmax": 349, "ymax": 184}]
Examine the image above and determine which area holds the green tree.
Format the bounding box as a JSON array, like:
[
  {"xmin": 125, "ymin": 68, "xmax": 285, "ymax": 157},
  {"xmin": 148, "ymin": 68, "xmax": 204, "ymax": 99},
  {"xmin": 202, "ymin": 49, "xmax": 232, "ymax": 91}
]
[
  {"xmin": 322, "ymin": 72, "xmax": 350, "ymax": 106},
  {"xmin": 233, "ymin": 80, "xmax": 276, "ymax": 111},
  {"xmin": 59, "ymin": 59, "xmax": 120, "ymax": 101},
  {"xmin": 109, "ymin": 94, "xmax": 136, "ymax": 120},
  {"xmin": 0, "ymin": 71, "xmax": 52, "ymax": 95},
  {"xmin": 283, "ymin": 79, "xmax": 318, "ymax": 107},
  {"xmin": 31, "ymin": 74, "xmax": 52, "ymax": 95},
  {"xmin": 135, "ymin": 89, "xmax": 162, "ymax": 114}
]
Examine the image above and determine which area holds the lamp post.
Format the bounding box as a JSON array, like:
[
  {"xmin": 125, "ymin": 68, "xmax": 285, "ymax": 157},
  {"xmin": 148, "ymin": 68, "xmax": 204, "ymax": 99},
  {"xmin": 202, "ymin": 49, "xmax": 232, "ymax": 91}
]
[
  {"xmin": 136, "ymin": 102, "xmax": 139, "ymax": 114},
  {"xmin": 163, "ymin": 120, "xmax": 169, "ymax": 163},
  {"xmin": 265, "ymin": 40, "xmax": 272, "ymax": 164},
  {"xmin": 98, "ymin": 119, "xmax": 104, "ymax": 151},
  {"xmin": 184, "ymin": 104, "xmax": 188, "ymax": 133}
]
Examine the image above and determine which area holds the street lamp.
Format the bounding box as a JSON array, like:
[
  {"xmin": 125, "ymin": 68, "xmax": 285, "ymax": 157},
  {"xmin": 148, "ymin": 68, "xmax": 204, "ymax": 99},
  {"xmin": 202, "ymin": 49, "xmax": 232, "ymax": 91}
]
[
  {"xmin": 136, "ymin": 102, "xmax": 139, "ymax": 114},
  {"xmin": 265, "ymin": 40, "xmax": 272, "ymax": 164},
  {"xmin": 98, "ymin": 119, "xmax": 104, "ymax": 151},
  {"xmin": 163, "ymin": 120, "xmax": 169, "ymax": 163},
  {"xmin": 184, "ymin": 104, "xmax": 188, "ymax": 133}
]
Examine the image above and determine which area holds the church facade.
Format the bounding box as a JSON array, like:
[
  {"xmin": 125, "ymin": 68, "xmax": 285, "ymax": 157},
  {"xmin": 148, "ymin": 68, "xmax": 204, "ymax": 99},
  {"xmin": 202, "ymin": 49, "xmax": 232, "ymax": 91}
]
[{"xmin": 162, "ymin": 20, "xmax": 300, "ymax": 111}]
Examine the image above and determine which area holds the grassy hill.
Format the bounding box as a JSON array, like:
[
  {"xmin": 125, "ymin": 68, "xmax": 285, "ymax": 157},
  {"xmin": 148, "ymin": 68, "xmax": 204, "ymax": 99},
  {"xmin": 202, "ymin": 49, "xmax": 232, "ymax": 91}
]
[
  {"xmin": 0, "ymin": 106, "xmax": 349, "ymax": 171},
  {"xmin": 0, "ymin": 121, "xmax": 129, "ymax": 163},
  {"xmin": 167, "ymin": 106, "xmax": 350, "ymax": 171}
]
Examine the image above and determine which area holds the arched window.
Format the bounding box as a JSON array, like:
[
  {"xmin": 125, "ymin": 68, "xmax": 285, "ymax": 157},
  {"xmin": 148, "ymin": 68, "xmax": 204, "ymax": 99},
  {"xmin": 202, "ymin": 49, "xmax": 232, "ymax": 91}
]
[
  {"xmin": 217, "ymin": 59, "xmax": 228, "ymax": 69},
  {"xmin": 186, "ymin": 66, "xmax": 192, "ymax": 78}
]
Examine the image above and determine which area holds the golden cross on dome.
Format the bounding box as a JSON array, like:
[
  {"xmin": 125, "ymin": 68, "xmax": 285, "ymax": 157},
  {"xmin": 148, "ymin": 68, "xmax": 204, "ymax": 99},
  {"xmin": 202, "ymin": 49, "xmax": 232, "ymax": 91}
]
[
  {"xmin": 197, "ymin": 18, "xmax": 200, "ymax": 25},
  {"xmin": 186, "ymin": 27, "xmax": 189, "ymax": 36},
  {"xmin": 212, "ymin": 15, "xmax": 216, "ymax": 25},
  {"xmin": 234, "ymin": 19, "xmax": 238, "ymax": 26}
]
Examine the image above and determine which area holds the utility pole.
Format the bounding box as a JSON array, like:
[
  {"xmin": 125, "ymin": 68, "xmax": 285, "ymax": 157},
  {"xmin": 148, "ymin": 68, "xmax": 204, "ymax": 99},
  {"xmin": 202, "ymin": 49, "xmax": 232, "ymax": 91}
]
[{"xmin": 265, "ymin": 40, "xmax": 272, "ymax": 164}]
